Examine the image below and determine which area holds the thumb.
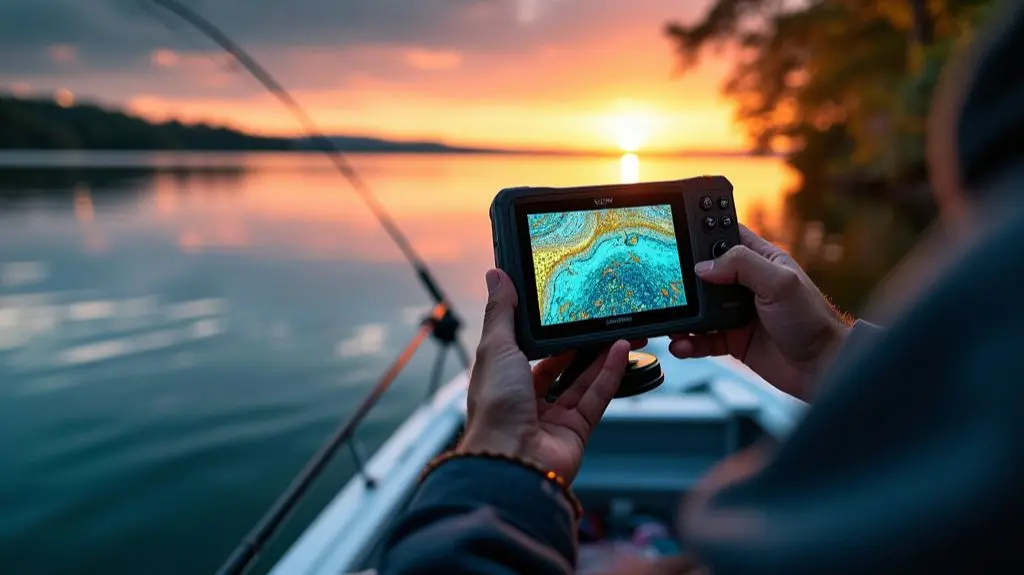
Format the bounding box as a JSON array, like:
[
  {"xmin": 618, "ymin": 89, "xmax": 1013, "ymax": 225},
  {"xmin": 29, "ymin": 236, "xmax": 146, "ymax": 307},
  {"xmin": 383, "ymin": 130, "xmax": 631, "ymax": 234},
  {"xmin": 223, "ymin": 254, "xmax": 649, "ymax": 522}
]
[
  {"xmin": 694, "ymin": 245, "xmax": 798, "ymax": 301},
  {"xmin": 480, "ymin": 268, "xmax": 518, "ymax": 347}
]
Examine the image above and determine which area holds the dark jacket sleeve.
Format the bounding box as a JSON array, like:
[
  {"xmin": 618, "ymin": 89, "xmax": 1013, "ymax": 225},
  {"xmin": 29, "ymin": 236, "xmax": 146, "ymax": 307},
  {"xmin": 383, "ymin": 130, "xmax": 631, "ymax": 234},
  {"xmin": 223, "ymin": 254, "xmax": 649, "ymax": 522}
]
[
  {"xmin": 378, "ymin": 457, "xmax": 577, "ymax": 575},
  {"xmin": 681, "ymin": 213, "xmax": 1024, "ymax": 574}
]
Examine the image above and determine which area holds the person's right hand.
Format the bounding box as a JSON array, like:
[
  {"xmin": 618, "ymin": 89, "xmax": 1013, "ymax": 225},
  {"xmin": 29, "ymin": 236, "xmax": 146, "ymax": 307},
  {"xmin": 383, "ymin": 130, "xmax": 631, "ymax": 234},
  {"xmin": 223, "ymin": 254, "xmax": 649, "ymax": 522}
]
[{"xmin": 670, "ymin": 225, "xmax": 851, "ymax": 400}]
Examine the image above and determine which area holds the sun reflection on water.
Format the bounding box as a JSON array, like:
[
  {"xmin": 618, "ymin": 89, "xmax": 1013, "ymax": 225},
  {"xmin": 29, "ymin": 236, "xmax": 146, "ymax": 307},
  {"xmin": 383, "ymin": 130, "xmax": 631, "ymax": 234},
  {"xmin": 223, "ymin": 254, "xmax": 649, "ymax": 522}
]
[{"xmin": 619, "ymin": 153, "xmax": 640, "ymax": 183}]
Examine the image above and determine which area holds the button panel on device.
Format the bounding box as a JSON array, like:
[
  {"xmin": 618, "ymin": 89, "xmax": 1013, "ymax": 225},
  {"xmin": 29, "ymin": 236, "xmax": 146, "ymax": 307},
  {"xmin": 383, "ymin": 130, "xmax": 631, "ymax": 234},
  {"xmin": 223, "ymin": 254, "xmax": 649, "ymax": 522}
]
[
  {"xmin": 691, "ymin": 181, "xmax": 747, "ymax": 312},
  {"xmin": 695, "ymin": 185, "xmax": 739, "ymax": 262}
]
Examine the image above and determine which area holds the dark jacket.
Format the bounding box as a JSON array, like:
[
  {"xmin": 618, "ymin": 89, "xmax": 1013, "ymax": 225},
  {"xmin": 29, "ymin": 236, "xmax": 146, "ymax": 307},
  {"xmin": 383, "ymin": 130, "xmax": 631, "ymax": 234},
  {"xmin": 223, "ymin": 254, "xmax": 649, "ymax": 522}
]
[{"xmin": 380, "ymin": 456, "xmax": 579, "ymax": 575}]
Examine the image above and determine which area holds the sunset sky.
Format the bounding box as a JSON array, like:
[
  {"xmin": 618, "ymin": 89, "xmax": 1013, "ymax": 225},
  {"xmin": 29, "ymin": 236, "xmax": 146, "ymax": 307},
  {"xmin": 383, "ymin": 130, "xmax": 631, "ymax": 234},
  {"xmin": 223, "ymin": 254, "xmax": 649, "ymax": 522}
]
[{"xmin": 0, "ymin": 0, "xmax": 744, "ymax": 153}]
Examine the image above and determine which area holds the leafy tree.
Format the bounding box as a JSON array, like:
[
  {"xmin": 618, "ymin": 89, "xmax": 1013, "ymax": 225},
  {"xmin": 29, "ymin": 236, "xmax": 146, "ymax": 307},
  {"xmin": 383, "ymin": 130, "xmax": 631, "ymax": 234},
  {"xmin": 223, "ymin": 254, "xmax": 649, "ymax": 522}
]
[{"xmin": 666, "ymin": 0, "xmax": 996, "ymax": 184}]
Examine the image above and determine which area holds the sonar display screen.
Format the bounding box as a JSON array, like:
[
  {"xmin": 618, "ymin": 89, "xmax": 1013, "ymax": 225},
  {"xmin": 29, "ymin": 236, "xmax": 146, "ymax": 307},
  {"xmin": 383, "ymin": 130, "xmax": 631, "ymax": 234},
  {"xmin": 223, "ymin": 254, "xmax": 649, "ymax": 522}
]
[{"xmin": 527, "ymin": 205, "xmax": 687, "ymax": 326}]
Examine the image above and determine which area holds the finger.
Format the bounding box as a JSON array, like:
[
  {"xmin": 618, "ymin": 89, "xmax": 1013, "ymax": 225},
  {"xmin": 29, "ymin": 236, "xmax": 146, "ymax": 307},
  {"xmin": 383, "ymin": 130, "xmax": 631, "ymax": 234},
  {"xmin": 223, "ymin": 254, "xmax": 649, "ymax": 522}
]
[
  {"xmin": 555, "ymin": 347, "xmax": 612, "ymax": 409},
  {"xmin": 575, "ymin": 340, "xmax": 631, "ymax": 429},
  {"xmin": 669, "ymin": 335, "xmax": 715, "ymax": 359},
  {"xmin": 532, "ymin": 352, "xmax": 575, "ymax": 397},
  {"xmin": 669, "ymin": 337, "xmax": 696, "ymax": 357},
  {"xmin": 629, "ymin": 338, "xmax": 648, "ymax": 350},
  {"xmin": 694, "ymin": 245, "xmax": 798, "ymax": 301},
  {"xmin": 738, "ymin": 224, "xmax": 783, "ymax": 259},
  {"xmin": 478, "ymin": 269, "xmax": 519, "ymax": 354},
  {"xmin": 739, "ymin": 224, "xmax": 808, "ymax": 277}
]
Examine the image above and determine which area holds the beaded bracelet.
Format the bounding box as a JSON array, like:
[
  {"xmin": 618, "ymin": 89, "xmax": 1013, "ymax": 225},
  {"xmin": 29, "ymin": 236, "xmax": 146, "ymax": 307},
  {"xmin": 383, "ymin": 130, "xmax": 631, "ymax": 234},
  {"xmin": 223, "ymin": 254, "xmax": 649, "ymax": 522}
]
[{"xmin": 420, "ymin": 450, "xmax": 584, "ymax": 521}]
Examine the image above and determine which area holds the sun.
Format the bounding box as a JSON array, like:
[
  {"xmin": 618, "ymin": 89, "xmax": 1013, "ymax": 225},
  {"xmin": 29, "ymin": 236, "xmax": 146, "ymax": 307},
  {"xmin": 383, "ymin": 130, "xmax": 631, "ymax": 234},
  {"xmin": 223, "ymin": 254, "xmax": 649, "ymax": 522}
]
[{"xmin": 612, "ymin": 111, "xmax": 652, "ymax": 153}]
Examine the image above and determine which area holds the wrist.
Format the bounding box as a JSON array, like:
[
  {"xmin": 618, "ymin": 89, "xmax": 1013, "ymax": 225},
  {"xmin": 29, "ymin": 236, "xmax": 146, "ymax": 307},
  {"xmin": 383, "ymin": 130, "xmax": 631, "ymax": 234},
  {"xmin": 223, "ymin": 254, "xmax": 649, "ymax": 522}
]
[
  {"xmin": 458, "ymin": 426, "xmax": 531, "ymax": 462},
  {"xmin": 824, "ymin": 316, "xmax": 851, "ymax": 361},
  {"xmin": 810, "ymin": 318, "xmax": 851, "ymax": 382},
  {"xmin": 421, "ymin": 450, "xmax": 584, "ymax": 521}
]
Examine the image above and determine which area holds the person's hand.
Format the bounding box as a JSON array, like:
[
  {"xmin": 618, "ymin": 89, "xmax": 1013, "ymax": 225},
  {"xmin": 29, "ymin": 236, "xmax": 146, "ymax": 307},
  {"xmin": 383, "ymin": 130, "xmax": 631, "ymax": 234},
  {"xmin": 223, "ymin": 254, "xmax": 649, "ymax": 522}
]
[
  {"xmin": 458, "ymin": 269, "xmax": 631, "ymax": 482},
  {"xmin": 670, "ymin": 225, "xmax": 851, "ymax": 400}
]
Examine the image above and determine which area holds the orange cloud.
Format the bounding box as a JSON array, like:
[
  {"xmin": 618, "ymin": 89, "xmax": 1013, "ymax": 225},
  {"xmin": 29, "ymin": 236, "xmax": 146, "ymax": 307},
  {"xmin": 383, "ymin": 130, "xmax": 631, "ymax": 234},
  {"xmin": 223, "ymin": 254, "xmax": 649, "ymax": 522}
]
[
  {"xmin": 9, "ymin": 82, "xmax": 32, "ymax": 96},
  {"xmin": 151, "ymin": 49, "xmax": 180, "ymax": 68},
  {"xmin": 49, "ymin": 44, "xmax": 77, "ymax": 64},
  {"xmin": 404, "ymin": 49, "xmax": 463, "ymax": 71}
]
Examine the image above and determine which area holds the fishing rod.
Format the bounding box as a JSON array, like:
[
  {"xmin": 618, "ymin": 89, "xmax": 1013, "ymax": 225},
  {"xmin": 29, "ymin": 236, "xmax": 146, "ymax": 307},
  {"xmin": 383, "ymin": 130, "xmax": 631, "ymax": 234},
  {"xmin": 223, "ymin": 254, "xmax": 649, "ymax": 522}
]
[
  {"xmin": 138, "ymin": 1, "xmax": 473, "ymax": 573},
  {"xmin": 144, "ymin": 0, "xmax": 468, "ymax": 365}
]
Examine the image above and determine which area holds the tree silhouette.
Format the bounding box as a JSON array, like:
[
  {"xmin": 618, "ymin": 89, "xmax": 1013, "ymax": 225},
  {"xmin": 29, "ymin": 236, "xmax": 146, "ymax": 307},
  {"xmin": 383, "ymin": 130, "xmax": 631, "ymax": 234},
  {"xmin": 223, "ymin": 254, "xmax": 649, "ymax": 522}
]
[{"xmin": 0, "ymin": 95, "xmax": 292, "ymax": 151}]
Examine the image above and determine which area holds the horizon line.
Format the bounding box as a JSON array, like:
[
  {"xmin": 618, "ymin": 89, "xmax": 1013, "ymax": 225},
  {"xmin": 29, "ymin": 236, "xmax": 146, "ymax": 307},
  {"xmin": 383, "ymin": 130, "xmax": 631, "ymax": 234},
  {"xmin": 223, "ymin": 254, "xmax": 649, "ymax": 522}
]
[{"xmin": 2, "ymin": 92, "xmax": 773, "ymax": 158}]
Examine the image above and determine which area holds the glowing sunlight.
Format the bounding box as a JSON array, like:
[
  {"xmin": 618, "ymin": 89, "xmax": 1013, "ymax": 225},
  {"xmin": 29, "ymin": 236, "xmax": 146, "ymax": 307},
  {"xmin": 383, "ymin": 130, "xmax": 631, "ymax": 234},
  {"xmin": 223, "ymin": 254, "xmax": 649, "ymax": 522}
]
[{"xmin": 612, "ymin": 111, "xmax": 653, "ymax": 153}]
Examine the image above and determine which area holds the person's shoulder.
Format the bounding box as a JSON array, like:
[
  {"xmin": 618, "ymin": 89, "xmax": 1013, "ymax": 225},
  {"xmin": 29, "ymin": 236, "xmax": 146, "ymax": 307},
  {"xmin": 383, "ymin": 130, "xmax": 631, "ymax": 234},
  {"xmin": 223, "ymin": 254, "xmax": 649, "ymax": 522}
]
[
  {"xmin": 820, "ymin": 206, "xmax": 1024, "ymax": 401},
  {"xmin": 955, "ymin": 205, "xmax": 1024, "ymax": 276},
  {"xmin": 903, "ymin": 206, "xmax": 1024, "ymax": 324}
]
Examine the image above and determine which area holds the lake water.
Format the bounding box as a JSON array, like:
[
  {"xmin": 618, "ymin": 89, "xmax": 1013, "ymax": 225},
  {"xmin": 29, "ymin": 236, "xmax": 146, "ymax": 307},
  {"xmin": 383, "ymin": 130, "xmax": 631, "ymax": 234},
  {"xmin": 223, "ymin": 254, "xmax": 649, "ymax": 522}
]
[{"xmin": 0, "ymin": 151, "xmax": 801, "ymax": 573}]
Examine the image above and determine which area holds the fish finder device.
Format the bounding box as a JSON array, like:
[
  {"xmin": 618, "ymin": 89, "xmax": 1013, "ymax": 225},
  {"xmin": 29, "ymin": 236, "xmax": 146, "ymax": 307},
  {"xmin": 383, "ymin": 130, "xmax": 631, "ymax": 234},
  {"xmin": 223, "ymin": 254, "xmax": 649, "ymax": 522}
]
[{"xmin": 490, "ymin": 176, "xmax": 753, "ymax": 397}]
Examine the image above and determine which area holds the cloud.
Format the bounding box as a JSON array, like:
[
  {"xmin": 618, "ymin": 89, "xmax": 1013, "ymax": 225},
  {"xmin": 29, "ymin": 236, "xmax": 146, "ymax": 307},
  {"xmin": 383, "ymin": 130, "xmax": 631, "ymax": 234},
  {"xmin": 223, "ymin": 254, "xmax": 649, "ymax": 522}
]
[
  {"xmin": 150, "ymin": 48, "xmax": 179, "ymax": 68},
  {"xmin": 0, "ymin": 0, "xmax": 712, "ymax": 77},
  {"xmin": 404, "ymin": 49, "xmax": 463, "ymax": 71},
  {"xmin": 517, "ymin": 0, "xmax": 556, "ymax": 24},
  {"xmin": 8, "ymin": 82, "xmax": 32, "ymax": 96},
  {"xmin": 0, "ymin": 0, "xmax": 496, "ymax": 74},
  {"xmin": 49, "ymin": 43, "xmax": 77, "ymax": 64}
]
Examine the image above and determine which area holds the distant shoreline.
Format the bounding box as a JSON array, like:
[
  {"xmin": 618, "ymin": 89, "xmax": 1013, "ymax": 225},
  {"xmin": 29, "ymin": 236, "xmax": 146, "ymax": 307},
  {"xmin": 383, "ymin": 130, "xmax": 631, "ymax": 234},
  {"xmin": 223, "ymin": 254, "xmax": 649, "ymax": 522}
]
[
  {"xmin": 0, "ymin": 147, "xmax": 773, "ymax": 161},
  {"xmin": 0, "ymin": 148, "xmax": 777, "ymax": 174},
  {"xmin": 1, "ymin": 94, "xmax": 770, "ymax": 159}
]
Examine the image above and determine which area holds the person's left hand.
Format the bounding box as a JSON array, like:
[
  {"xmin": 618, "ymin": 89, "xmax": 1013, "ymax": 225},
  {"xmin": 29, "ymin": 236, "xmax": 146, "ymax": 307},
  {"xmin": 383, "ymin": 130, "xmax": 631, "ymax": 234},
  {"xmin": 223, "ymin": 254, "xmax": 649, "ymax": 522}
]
[{"xmin": 458, "ymin": 269, "xmax": 631, "ymax": 483}]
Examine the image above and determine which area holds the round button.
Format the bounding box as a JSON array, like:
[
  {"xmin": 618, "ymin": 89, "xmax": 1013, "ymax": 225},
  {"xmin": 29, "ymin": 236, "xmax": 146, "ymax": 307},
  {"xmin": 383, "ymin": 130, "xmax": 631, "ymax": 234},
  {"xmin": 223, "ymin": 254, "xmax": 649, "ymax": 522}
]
[
  {"xmin": 700, "ymin": 196, "xmax": 714, "ymax": 211},
  {"xmin": 703, "ymin": 216, "xmax": 717, "ymax": 230},
  {"xmin": 718, "ymin": 196, "xmax": 730, "ymax": 210},
  {"xmin": 711, "ymin": 240, "xmax": 732, "ymax": 259},
  {"xmin": 719, "ymin": 215, "xmax": 734, "ymax": 228}
]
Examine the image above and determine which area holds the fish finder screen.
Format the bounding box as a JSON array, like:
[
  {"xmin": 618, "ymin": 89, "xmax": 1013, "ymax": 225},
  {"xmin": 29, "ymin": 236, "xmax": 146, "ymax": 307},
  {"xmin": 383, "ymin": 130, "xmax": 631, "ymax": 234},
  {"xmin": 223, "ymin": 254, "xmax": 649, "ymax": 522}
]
[{"xmin": 526, "ymin": 205, "xmax": 687, "ymax": 326}]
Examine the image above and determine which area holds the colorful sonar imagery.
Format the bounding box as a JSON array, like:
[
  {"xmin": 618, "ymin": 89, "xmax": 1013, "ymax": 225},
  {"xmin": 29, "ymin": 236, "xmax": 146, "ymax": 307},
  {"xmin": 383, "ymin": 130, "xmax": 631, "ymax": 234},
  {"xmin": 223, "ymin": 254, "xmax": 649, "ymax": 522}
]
[{"xmin": 527, "ymin": 205, "xmax": 687, "ymax": 326}]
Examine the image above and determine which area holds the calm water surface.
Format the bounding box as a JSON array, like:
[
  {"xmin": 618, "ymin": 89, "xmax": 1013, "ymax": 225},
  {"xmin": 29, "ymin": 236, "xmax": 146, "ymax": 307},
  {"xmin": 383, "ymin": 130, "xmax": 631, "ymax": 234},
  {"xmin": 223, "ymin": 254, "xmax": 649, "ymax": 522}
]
[{"xmin": 0, "ymin": 152, "xmax": 797, "ymax": 574}]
